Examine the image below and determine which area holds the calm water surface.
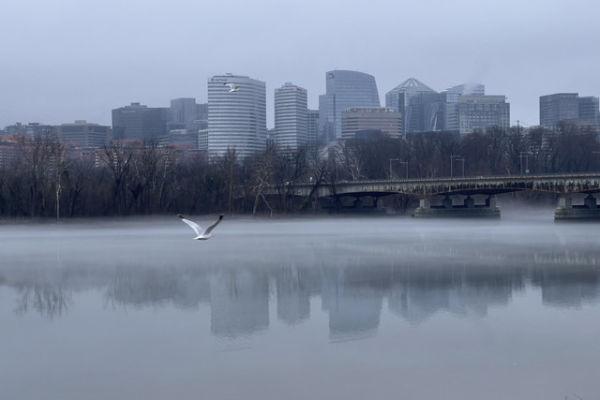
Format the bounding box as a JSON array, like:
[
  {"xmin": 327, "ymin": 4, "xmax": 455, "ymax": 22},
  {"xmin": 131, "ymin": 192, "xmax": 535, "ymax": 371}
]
[{"xmin": 1, "ymin": 211, "xmax": 600, "ymax": 399}]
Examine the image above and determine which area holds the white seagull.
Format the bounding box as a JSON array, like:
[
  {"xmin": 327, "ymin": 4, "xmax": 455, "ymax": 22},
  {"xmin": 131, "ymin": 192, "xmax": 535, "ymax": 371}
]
[
  {"xmin": 178, "ymin": 214, "xmax": 224, "ymax": 240},
  {"xmin": 225, "ymin": 83, "xmax": 240, "ymax": 92}
]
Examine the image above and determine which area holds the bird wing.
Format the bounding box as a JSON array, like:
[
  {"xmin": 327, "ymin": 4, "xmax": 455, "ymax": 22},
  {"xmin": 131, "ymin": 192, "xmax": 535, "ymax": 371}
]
[
  {"xmin": 178, "ymin": 214, "xmax": 203, "ymax": 236},
  {"xmin": 203, "ymin": 215, "xmax": 224, "ymax": 236},
  {"xmin": 225, "ymin": 83, "xmax": 234, "ymax": 88}
]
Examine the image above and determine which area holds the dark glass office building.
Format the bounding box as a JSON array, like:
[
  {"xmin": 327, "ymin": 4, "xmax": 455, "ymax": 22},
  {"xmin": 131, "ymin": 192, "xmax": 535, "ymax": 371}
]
[
  {"xmin": 112, "ymin": 102, "xmax": 168, "ymax": 143},
  {"xmin": 318, "ymin": 70, "xmax": 380, "ymax": 142}
]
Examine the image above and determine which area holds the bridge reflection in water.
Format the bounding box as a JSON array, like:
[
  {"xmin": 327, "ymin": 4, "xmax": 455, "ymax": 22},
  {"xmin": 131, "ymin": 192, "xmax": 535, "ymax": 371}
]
[{"xmin": 275, "ymin": 173, "xmax": 600, "ymax": 220}]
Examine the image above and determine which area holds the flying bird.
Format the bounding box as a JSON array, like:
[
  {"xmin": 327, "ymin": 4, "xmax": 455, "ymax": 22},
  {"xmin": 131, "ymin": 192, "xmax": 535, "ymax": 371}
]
[
  {"xmin": 225, "ymin": 83, "xmax": 240, "ymax": 92},
  {"xmin": 178, "ymin": 214, "xmax": 224, "ymax": 240}
]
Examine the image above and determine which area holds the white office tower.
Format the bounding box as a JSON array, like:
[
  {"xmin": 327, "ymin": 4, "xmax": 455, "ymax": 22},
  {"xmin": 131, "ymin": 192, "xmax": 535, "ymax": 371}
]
[
  {"xmin": 207, "ymin": 74, "xmax": 267, "ymax": 159},
  {"xmin": 274, "ymin": 83, "xmax": 308, "ymax": 151}
]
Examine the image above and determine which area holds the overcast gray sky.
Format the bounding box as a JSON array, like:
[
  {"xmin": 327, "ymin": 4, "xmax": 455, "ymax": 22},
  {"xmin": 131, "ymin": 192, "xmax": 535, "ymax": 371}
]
[{"xmin": 1, "ymin": 0, "xmax": 599, "ymax": 128}]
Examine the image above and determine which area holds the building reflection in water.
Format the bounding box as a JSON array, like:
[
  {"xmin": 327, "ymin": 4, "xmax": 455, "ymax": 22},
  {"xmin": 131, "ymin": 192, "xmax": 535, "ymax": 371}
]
[
  {"xmin": 2, "ymin": 245, "xmax": 600, "ymax": 338},
  {"xmin": 210, "ymin": 270, "xmax": 269, "ymax": 338},
  {"xmin": 388, "ymin": 266, "xmax": 524, "ymax": 323},
  {"xmin": 321, "ymin": 265, "xmax": 385, "ymax": 340},
  {"xmin": 275, "ymin": 265, "xmax": 311, "ymax": 325},
  {"xmin": 533, "ymin": 267, "xmax": 600, "ymax": 308}
]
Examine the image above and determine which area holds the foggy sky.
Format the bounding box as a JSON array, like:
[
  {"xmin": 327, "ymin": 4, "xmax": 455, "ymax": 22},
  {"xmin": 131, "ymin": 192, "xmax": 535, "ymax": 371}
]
[{"xmin": 1, "ymin": 0, "xmax": 599, "ymax": 129}]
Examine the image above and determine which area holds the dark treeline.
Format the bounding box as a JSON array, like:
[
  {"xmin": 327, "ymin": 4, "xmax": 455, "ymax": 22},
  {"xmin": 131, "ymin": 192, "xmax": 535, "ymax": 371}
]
[{"xmin": 0, "ymin": 123, "xmax": 599, "ymax": 218}]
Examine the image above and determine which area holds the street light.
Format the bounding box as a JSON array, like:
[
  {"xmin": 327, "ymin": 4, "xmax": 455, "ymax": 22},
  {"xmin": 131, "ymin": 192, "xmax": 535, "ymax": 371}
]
[
  {"xmin": 457, "ymin": 158, "xmax": 465, "ymax": 177},
  {"xmin": 389, "ymin": 158, "xmax": 400, "ymax": 182},
  {"xmin": 399, "ymin": 161, "xmax": 409, "ymax": 179},
  {"xmin": 390, "ymin": 159, "xmax": 409, "ymax": 181},
  {"xmin": 450, "ymin": 154, "xmax": 465, "ymax": 178},
  {"xmin": 593, "ymin": 151, "xmax": 600, "ymax": 172},
  {"xmin": 520, "ymin": 152, "xmax": 532, "ymax": 176}
]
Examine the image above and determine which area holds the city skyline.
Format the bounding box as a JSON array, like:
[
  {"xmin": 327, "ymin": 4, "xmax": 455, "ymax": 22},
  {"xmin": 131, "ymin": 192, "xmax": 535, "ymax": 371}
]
[
  {"xmin": 3, "ymin": 68, "xmax": 598, "ymax": 131},
  {"xmin": 2, "ymin": 0, "xmax": 599, "ymax": 129}
]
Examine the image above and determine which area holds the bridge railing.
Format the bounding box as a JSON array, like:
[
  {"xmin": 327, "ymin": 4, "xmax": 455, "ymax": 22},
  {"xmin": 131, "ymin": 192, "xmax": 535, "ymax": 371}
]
[{"xmin": 289, "ymin": 173, "xmax": 600, "ymax": 188}]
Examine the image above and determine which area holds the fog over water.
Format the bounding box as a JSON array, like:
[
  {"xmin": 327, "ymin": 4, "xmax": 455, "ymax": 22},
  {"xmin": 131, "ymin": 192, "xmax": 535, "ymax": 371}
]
[{"xmin": 2, "ymin": 213, "xmax": 600, "ymax": 399}]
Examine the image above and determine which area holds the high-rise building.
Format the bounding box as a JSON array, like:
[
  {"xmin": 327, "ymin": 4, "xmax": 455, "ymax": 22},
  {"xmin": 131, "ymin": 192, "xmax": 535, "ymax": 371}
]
[
  {"xmin": 539, "ymin": 93, "xmax": 580, "ymax": 129},
  {"xmin": 168, "ymin": 98, "xmax": 208, "ymax": 149},
  {"xmin": 0, "ymin": 136, "xmax": 19, "ymax": 169},
  {"xmin": 318, "ymin": 70, "xmax": 380, "ymax": 143},
  {"xmin": 442, "ymin": 83, "xmax": 486, "ymax": 132},
  {"xmin": 4, "ymin": 122, "xmax": 57, "ymax": 138},
  {"xmin": 169, "ymin": 98, "xmax": 199, "ymax": 128},
  {"xmin": 274, "ymin": 82, "xmax": 308, "ymax": 151},
  {"xmin": 341, "ymin": 107, "xmax": 403, "ymax": 139},
  {"xmin": 444, "ymin": 83, "xmax": 485, "ymax": 99},
  {"xmin": 169, "ymin": 98, "xmax": 208, "ymax": 130},
  {"xmin": 578, "ymin": 97, "xmax": 599, "ymax": 120},
  {"xmin": 307, "ymin": 109, "xmax": 319, "ymax": 154},
  {"xmin": 112, "ymin": 102, "xmax": 168, "ymax": 143},
  {"xmin": 198, "ymin": 129, "xmax": 208, "ymax": 151},
  {"xmin": 406, "ymin": 92, "xmax": 445, "ymax": 133},
  {"xmin": 207, "ymin": 74, "xmax": 266, "ymax": 159},
  {"xmin": 385, "ymin": 78, "xmax": 437, "ymax": 134},
  {"xmin": 458, "ymin": 95, "xmax": 510, "ymax": 134},
  {"xmin": 540, "ymin": 93, "xmax": 600, "ymax": 131},
  {"xmin": 386, "ymin": 78, "xmax": 436, "ymax": 111},
  {"xmin": 196, "ymin": 103, "xmax": 208, "ymax": 121},
  {"xmin": 386, "ymin": 79, "xmax": 489, "ymax": 134},
  {"xmin": 577, "ymin": 97, "xmax": 600, "ymax": 131},
  {"xmin": 57, "ymin": 120, "xmax": 110, "ymax": 148}
]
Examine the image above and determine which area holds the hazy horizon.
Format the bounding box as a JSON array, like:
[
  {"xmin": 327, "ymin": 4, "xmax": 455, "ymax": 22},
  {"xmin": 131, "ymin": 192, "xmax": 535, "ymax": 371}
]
[{"xmin": 1, "ymin": 0, "xmax": 599, "ymax": 129}]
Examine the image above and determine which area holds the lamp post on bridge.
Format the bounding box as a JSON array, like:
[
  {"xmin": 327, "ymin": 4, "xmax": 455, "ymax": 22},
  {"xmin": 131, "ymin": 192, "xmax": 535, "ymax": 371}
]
[
  {"xmin": 399, "ymin": 161, "xmax": 409, "ymax": 179},
  {"xmin": 389, "ymin": 159, "xmax": 409, "ymax": 182},
  {"xmin": 450, "ymin": 154, "xmax": 465, "ymax": 179},
  {"xmin": 592, "ymin": 151, "xmax": 600, "ymax": 172},
  {"xmin": 389, "ymin": 158, "xmax": 398, "ymax": 183},
  {"xmin": 520, "ymin": 152, "xmax": 532, "ymax": 176}
]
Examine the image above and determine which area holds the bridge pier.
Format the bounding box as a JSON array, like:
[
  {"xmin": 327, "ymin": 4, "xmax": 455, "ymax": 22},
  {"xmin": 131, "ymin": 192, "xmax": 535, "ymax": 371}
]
[
  {"xmin": 414, "ymin": 194, "xmax": 500, "ymax": 218},
  {"xmin": 353, "ymin": 197, "xmax": 364, "ymax": 209},
  {"xmin": 555, "ymin": 193, "xmax": 600, "ymax": 221}
]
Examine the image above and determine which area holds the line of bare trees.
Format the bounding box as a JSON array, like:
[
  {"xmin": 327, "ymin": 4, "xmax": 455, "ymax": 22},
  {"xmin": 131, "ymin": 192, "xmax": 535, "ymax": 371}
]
[
  {"xmin": 0, "ymin": 123, "xmax": 599, "ymax": 218},
  {"xmin": 334, "ymin": 124, "xmax": 600, "ymax": 180}
]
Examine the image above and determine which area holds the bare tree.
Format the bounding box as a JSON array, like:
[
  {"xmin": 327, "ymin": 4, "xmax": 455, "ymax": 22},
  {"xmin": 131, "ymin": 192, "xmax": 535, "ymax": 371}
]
[{"xmin": 102, "ymin": 141, "xmax": 133, "ymax": 215}]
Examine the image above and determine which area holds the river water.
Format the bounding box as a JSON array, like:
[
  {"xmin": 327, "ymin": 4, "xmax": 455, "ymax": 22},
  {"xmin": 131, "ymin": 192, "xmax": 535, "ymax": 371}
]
[{"xmin": 1, "ymin": 211, "xmax": 600, "ymax": 399}]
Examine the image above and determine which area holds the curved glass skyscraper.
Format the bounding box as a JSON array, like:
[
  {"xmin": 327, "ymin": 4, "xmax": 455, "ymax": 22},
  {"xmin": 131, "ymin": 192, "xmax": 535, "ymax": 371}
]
[
  {"xmin": 318, "ymin": 70, "xmax": 380, "ymax": 142},
  {"xmin": 208, "ymin": 74, "xmax": 266, "ymax": 159}
]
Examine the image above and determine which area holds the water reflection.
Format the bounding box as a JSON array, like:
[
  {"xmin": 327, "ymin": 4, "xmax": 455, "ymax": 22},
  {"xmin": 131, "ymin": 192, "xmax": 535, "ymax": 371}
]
[
  {"xmin": 210, "ymin": 270, "xmax": 270, "ymax": 337},
  {"xmin": 533, "ymin": 267, "xmax": 600, "ymax": 308},
  {"xmin": 321, "ymin": 267, "xmax": 382, "ymax": 340},
  {"xmin": 3, "ymin": 246, "xmax": 600, "ymax": 338},
  {"xmin": 14, "ymin": 283, "xmax": 71, "ymax": 319},
  {"xmin": 106, "ymin": 267, "xmax": 211, "ymax": 309},
  {"xmin": 388, "ymin": 266, "xmax": 523, "ymax": 323},
  {"xmin": 275, "ymin": 265, "xmax": 311, "ymax": 325}
]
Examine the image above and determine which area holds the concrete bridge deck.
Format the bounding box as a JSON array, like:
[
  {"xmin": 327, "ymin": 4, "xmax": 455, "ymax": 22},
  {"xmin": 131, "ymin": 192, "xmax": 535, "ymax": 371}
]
[
  {"xmin": 279, "ymin": 173, "xmax": 600, "ymax": 198},
  {"xmin": 270, "ymin": 174, "xmax": 600, "ymax": 220}
]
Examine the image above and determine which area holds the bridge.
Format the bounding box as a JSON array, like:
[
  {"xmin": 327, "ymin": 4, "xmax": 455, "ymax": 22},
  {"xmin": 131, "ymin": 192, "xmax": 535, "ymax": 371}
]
[{"xmin": 273, "ymin": 173, "xmax": 600, "ymax": 220}]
